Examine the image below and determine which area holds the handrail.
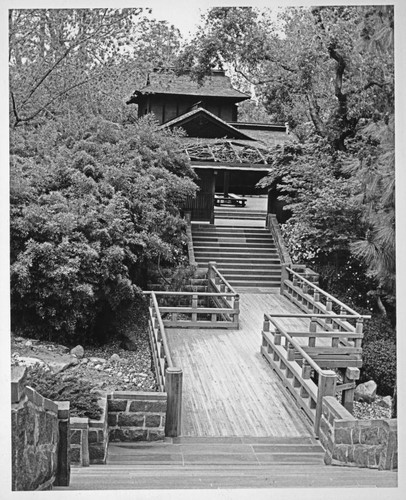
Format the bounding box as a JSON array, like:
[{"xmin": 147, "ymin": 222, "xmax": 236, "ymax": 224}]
[
  {"xmin": 268, "ymin": 313, "xmax": 371, "ymax": 319},
  {"xmin": 184, "ymin": 211, "xmax": 196, "ymax": 266},
  {"xmin": 150, "ymin": 292, "xmax": 173, "ymax": 368},
  {"xmin": 286, "ymin": 267, "xmax": 363, "ymax": 317},
  {"xmin": 144, "ymin": 291, "xmax": 236, "ymax": 297},
  {"xmin": 265, "ymin": 314, "xmax": 323, "ymax": 374},
  {"xmin": 266, "ymin": 214, "xmax": 292, "ymax": 267},
  {"xmin": 211, "ymin": 264, "xmax": 237, "ymax": 295}
]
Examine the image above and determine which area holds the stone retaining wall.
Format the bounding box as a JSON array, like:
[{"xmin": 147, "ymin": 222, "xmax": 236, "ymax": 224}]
[
  {"xmin": 11, "ymin": 366, "xmax": 70, "ymax": 490},
  {"xmin": 70, "ymin": 397, "xmax": 109, "ymax": 466},
  {"xmin": 108, "ymin": 392, "xmax": 167, "ymax": 442},
  {"xmin": 320, "ymin": 396, "xmax": 397, "ymax": 470}
]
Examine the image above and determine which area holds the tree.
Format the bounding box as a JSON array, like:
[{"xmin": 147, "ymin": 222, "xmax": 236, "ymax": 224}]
[
  {"xmin": 177, "ymin": 6, "xmax": 394, "ymax": 151},
  {"xmin": 9, "ymin": 9, "xmax": 184, "ymax": 127}
]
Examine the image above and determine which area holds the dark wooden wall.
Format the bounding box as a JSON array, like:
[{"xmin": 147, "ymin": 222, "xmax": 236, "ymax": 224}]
[{"xmin": 184, "ymin": 169, "xmax": 215, "ymax": 222}]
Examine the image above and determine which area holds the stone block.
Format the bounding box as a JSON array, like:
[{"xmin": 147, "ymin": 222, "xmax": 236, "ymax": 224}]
[
  {"xmin": 70, "ymin": 417, "xmax": 89, "ymax": 428},
  {"xmin": 334, "ymin": 426, "xmax": 352, "ymax": 445},
  {"xmin": 33, "ymin": 390, "xmax": 44, "ymax": 408},
  {"xmin": 367, "ymin": 447, "xmax": 378, "ymax": 468},
  {"xmin": 108, "ymin": 413, "xmax": 117, "ymax": 426},
  {"xmin": 145, "ymin": 414, "xmax": 161, "ymax": 428},
  {"xmin": 129, "ymin": 400, "xmax": 166, "ymax": 413},
  {"xmin": 11, "ymin": 366, "xmax": 27, "ymax": 403},
  {"xmin": 88, "ymin": 430, "xmax": 100, "ymax": 444},
  {"xmin": 117, "ymin": 413, "xmax": 145, "ymax": 427},
  {"xmin": 348, "ymin": 446, "xmax": 354, "ymax": 463},
  {"xmin": 147, "ymin": 429, "xmax": 165, "ymax": 441},
  {"xmin": 360, "ymin": 425, "xmax": 380, "ymax": 445},
  {"xmin": 89, "ymin": 444, "xmax": 106, "ymax": 463},
  {"xmin": 352, "ymin": 427, "xmax": 360, "ymax": 444},
  {"xmin": 56, "ymin": 401, "xmax": 70, "ymax": 420},
  {"xmin": 70, "ymin": 447, "xmax": 81, "ymax": 463},
  {"xmin": 43, "ymin": 397, "xmax": 58, "ymax": 414},
  {"xmin": 111, "ymin": 428, "xmax": 147, "ymax": 442},
  {"xmin": 70, "ymin": 430, "xmax": 81, "ymax": 445},
  {"xmin": 332, "ymin": 444, "xmax": 348, "ymax": 464},
  {"xmin": 38, "ymin": 411, "xmax": 56, "ymax": 445},
  {"xmin": 353, "ymin": 446, "xmax": 369, "ymax": 467},
  {"xmin": 108, "ymin": 399, "xmax": 127, "ymax": 412}
]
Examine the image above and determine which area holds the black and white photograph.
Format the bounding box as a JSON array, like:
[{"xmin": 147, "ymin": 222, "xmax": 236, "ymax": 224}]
[{"xmin": 2, "ymin": 0, "xmax": 404, "ymax": 497}]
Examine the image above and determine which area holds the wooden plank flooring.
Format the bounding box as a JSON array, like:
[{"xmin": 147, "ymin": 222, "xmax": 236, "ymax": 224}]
[{"xmin": 166, "ymin": 293, "xmax": 315, "ymax": 437}]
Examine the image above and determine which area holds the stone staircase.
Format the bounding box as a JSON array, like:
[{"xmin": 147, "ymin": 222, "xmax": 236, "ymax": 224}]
[
  {"xmin": 192, "ymin": 224, "xmax": 281, "ymax": 288},
  {"xmin": 56, "ymin": 436, "xmax": 397, "ymax": 489}
]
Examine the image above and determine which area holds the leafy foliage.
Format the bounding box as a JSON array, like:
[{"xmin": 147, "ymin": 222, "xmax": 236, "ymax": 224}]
[
  {"xmin": 10, "ymin": 117, "xmax": 197, "ymax": 344},
  {"xmin": 25, "ymin": 365, "xmax": 103, "ymax": 419},
  {"xmin": 361, "ymin": 340, "xmax": 396, "ymax": 396}
]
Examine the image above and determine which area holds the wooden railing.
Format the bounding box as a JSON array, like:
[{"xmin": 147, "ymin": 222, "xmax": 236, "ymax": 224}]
[
  {"xmin": 266, "ymin": 214, "xmax": 292, "ymax": 292},
  {"xmin": 149, "ymin": 290, "xmax": 239, "ymax": 329},
  {"xmin": 207, "ymin": 261, "xmax": 240, "ymax": 327},
  {"xmin": 283, "ymin": 267, "xmax": 370, "ymax": 340},
  {"xmin": 261, "ymin": 314, "xmax": 337, "ymax": 437},
  {"xmin": 184, "ymin": 211, "xmax": 196, "ymax": 266},
  {"xmin": 148, "ymin": 293, "xmax": 182, "ymax": 437}
]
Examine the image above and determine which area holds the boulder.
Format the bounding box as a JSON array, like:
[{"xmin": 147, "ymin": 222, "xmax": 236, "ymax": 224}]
[
  {"xmin": 14, "ymin": 356, "xmax": 46, "ymax": 369},
  {"xmin": 24, "ymin": 340, "xmax": 33, "ymax": 348},
  {"xmin": 355, "ymin": 380, "xmax": 377, "ymax": 403},
  {"xmin": 89, "ymin": 357, "xmax": 106, "ymax": 364},
  {"xmin": 377, "ymin": 395, "xmax": 392, "ymax": 408},
  {"xmin": 70, "ymin": 345, "xmax": 85, "ymax": 358},
  {"xmin": 110, "ymin": 354, "xmax": 121, "ymax": 363}
]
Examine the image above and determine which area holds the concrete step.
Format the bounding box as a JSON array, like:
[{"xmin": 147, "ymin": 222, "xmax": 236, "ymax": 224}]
[
  {"xmin": 55, "ymin": 463, "xmax": 398, "ymax": 490},
  {"xmin": 54, "ymin": 437, "xmax": 397, "ymax": 489}
]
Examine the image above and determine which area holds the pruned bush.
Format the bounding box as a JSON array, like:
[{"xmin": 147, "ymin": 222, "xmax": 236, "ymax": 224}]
[
  {"xmin": 25, "ymin": 365, "xmax": 103, "ymax": 420},
  {"xmin": 360, "ymin": 339, "xmax": 396, "ymax": 396}
]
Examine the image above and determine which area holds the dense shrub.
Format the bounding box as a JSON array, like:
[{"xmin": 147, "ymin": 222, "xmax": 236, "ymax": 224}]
[
  {"xmin": 10, "ymin": 117, "xmax": 197, "ymax": 345},
  {"xmin": 360, "ymin": 340, "xmax": 396, "ymax": 396},
  {"xmin": 25, "ymin": 365, "xmax": 103, "ymax": 420}
]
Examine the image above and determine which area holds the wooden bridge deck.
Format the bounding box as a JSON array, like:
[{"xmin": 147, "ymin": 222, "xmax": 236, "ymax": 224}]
[{"xmin": 166, "ymin": 292, "xmax": 315, "ymax": 437}]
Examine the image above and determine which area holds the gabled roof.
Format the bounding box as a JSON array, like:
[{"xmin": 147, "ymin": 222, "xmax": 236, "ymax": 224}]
[
  {"xmin": 230, "ymin": 122, "xmax": 290, "ymax": 145},
  {"xmin": 127, "ymin": 72, "xmax": 250, "ymax": 104},
  {"xmin": 159, "ymin": 107, "xmax": 256, "ymax": 141}
]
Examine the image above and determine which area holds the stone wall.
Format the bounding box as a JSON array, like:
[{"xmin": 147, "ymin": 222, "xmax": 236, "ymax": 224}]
[
  {"xmin": 108, "ymin": 392, "xmax": 167, "ymax": 442},
  {"xmin": 70, "ymin": 396, "xmax": 109, "ymax": 466},
  {"xmin": 11, "ymin": 366, "xmax": 70, "ymax": 491},
  {"xmin": 320, "ymin": 396, "xmax": 397, "ymax": 470}
]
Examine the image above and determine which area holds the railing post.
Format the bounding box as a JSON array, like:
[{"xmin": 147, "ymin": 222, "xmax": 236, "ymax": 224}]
[
  {"xmin": 301, "ymin": 359, "xmax": 311, "ymax": 379},
  {"xmin": 280, "ymin": 264, "xmax": 288, "ymax": 295},
  {"xmin": 342, "ymin": 367, "xmax": 360, "ymax": 414},
  {"xmin": 287, "ymin": 342, "xmax": 295, "ymax": 361},
  {"xmin": 208, "ymin": 261, "xmax": 216, "ymax": 281},
  {"xmin": 325, "ymin": 298, "xmax": 333, "ymax": 327},
  {"xmin": 274, "ymin": 328, "xmax": 282, "ymax": 345},
  {"xmin": 309, "ymin": 317, "xmax": 317, "ymax": 347},
  {"xmin": 315, "ymin": 370, "xmax": 337, "ymax": 437},
  {"xmin": 192, "ymin": 293, "xmax": 198, "ymax": 323},
  {"xmin": 165, "ymin": 367, "xmax": 183, "ymax": 438},
  {"xmin": 355, "ymin": 317, "xmax": 364, "ymax": 348},
  {"xmin": 263, "ymin": 315, "xmax": 270, "ymax": 332},
  {"xmin": 54, "ymin": 401, "xmax": 70, "ymax": 487},
  {"xmin": 233, "ymin": 294, "xmax": 240, "ymax": 327}
]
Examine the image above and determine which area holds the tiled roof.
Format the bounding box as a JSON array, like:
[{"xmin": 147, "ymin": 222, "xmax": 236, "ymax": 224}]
[
  {"xmin": 159, "ymin": 107, "xmax": 256, "ymax": 141},
  {"xmin": 129, "ymin": 72, "xmax": 250, "ymax": 101}
]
